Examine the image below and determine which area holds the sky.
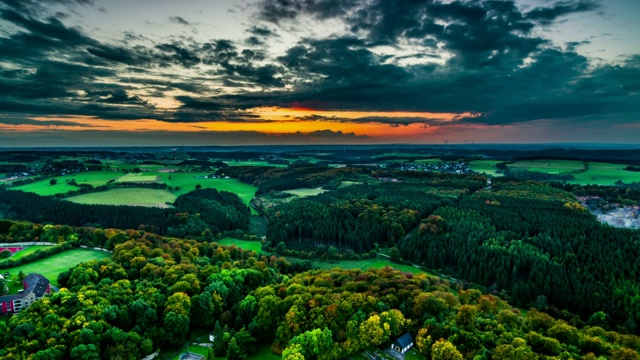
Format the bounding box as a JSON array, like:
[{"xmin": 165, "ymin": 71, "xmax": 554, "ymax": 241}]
[{"xmin": 0, "ymin": 0, "xmax": 638, "ymax": 146}]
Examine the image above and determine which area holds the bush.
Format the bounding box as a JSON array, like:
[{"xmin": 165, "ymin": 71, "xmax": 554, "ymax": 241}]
[{"xmin": 0, "ymin": 250, "xmax": 11, "ymax": 259}]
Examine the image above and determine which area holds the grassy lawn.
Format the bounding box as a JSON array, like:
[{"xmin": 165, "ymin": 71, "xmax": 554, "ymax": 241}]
[
  {"xmin": 507, "ymin": 159, "xmax": 585, "ymax": 174},
  {"xmin": 468, "ymin": 160, "xmax": 503, "ymax": 176},
  {"xmin": 405, "ymin": 348, "xmax": 427, "ymax": 360},
  {"xmin": 2, "ymin": 249, "xmax": 111, "ymax": 288},
  {"xmin": 171, "ymin": 345, "xmax": 210, "ymax": 360},
  {"xmin": 338, "ymin": 181, "xmax": 360, "ymax": 188},
  {"xmin": 283, "ymin": 187, "xmax": 327, "ymax": 197},
  {"xmin": 10, "ymin": 171, "xmax": 119, "ymax": 196},
  {"xmin": 1, "ymin": 246, "xmax": 51, "ymax": 261},
  {"xmin": 216, "ymin": 238, "xmax": 262, "ymax": 253},
  {"xmin": 64, "ymin": 188, "xmax": 175, "ymax": 208},
  {"xmin": 570, "ymin": 162, "xmax": 640, "ymax": 186}
]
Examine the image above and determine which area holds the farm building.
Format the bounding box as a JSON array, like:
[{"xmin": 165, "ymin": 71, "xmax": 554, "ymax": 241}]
[
  {"xmin": 0, "ymin": 273, "xmax": 51, "ymax": 314},
  {"xmin": 391, "ymin": 332, "xmax": 414, "ymax": 354}
]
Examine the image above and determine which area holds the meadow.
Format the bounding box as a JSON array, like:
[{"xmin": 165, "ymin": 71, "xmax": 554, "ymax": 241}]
[
  {"xmin": 468, "ymin": 160, "xmax": 503, "ymax": 176},
  {"xmin": 215, "ymin": 238, "xmax": 263, "ymax": 253},
  {"xmin": 288, "ymin": 256, "xmax": 428, "ymax": 275},
  {"xmin": 507, "ymin": 159, "xmax": 586, "ymax": 174},
  {"xmin": 10, "ymin": 171, "xmax": 119, "ymax": 196},
  {"xmin": 64, "ymin": 188, "xmax": 176, "ymax": 208},
  {"xmin": 3, "ymin": 249, "xmax": 111, "ymax": 289},
  {"xmin": 571, "ymin": 162, "xmax": 640, "ymax": 186},
  {"xmin": 116, "ymin": 173, "xmax": 160, "ymax": 182},
  {"xmin": 283, "ymin": 187, "xmax": 327, "ymax": 197},
  {"xmin": 224, "ymin": 160, "xmax": 287, "ymax": 168},
  {"xmin": 507, "ymin": 159, "xmax": 640, "ymax": 185}
]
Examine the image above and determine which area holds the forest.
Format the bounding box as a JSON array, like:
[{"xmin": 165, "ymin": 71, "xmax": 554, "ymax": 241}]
[
  {"xmin": 266, "ymin": 175, "xmax": 640, "ymax": 334},
  {"xmin": 0, "ymin": 220, "xmax": 639, "ymax": 360}
]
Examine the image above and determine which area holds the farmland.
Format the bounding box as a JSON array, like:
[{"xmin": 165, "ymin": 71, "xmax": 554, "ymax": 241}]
[
  {"xmin": 468, "ymin": 160, "xmax": 503, "ymax": 176},
  {"xmin": 507, "ymin": 159, "xmax": 586, "ymax": 174},
  {"xmin": 10, "ymin": 171, "xmax": 118, "ymax": 195},
  {"xmin": 2, "ymin": 249, "xmax": 111, "ymax": 288},
  {"xmin": 64, "ymin": 188, "xmax": 176, "ymax": 208},
  {"xmin": 116, "ymin": 173, "xmax": 160, "ymax": 183},
  {"xmin": 288, "ymin": 256, "xmax": 428, "ymax": 275},
  {"xmin": 571, "ymin": 162, "xmax": 640, "ymax": 186}
]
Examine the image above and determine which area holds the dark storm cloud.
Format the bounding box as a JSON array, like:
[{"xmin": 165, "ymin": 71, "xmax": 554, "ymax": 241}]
[
  {"xmin": 526, "ymin": 0, "xmax": 600, "ymax": 26},
  {"xmin": 0, "ymin": 116, "xmax": 102, "ymax": 127},
  {"xmin": 1, "ymin": 0, "xmax": 638, "ymax": 133}
]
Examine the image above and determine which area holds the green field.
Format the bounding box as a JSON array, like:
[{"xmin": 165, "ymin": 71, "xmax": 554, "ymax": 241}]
[
  {"xmin": 414, "ymin": 158, "xmax": 443, "ymax": 164},
  {"xmin": 507, "ymin": 159, "xmax": 585, "ymax": 174},
  {"xmin": 171, "ymin": 345, "xmax": 209, "ymax": 360},
  {"xmin": 10, "ymin": 171, "xmax": 119, "ymax": 196},
  {"xmin": 283, "ymin": 188, "xmax": 327, "ymax": 197},
  {"xmin": 571, "ymin": 162, "xmax": 640, "ymax": 186},
  {"xmin": 64, "ymin": 188, "xmax": 175, "ymax": 208},
  {"xmin": 225, "ymin": 161, "xmax": 287, "ymax": 168},
  {"xmin": 506, "ymin": 160, "xmax": 640, "ymax": 185},
  {"xmin": 290, "ymin": 256, "xmax": 428, "ymax": 275},
  {"xmin": 468, "ymin": 160, "xmax": 503, "ymax": 176},
  {"xmin": 116, "ymin": 173, "xmax": 160, "ymax": 182},
  {"xmin": 0, "ymin": 246, "xmax": 51, "ymax": 261},
  {"xmin": 2, "ymin": 249, "xmax": 111, "ymax": 288},
  {"xmin": 216, "ymin": 238, "xmax": 263, "ymax": 253}
]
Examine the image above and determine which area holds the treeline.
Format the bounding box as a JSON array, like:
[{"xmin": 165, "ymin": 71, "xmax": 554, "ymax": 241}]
[
  {"xmin": 266, "ymin": 183, "xmax": 462, "ymax": 253},
  {"xmin": 398, "ymin": 178, "xmax": 640, "ymax": 331},
  {"xmin": 372, "ymin": 169, "xmax": 488, "ymax": 192},
  {"xmin": 0, "ymin": 188, "xmax": 249, "ymax": 238},
  {"xmin": 217, "ymin": 165, "xmax": 368, "ymax": 194}
]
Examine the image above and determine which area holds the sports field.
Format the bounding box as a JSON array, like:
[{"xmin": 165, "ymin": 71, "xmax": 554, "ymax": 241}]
[
  {"xmin": 64, "ymin": 188, "xmax": 176, "ymax": 208},
  {"xmin": 10, "ymin": 171, "xmax": 118, "ymax": 196},
  {"xmin": 283, "ymin": 188, "xmax": 327, "ymax": 197},
  {"xmin": 2, "ymin": 249, "xmax": 111, "ymax": 287},
  {"xmin": 216, "ymin": 238, "xmax": 262, "ymax": 253},
  {"xmin": 468, "ymin": 160, "xmax": 503, "ymax": 176},
  {"xmin": 507, "ymin": 159, "xmax": 585, "ymax": 174}
]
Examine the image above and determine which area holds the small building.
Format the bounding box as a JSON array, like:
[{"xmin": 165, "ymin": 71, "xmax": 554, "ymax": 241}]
[
  {"xmin": 391, "ymin": 332, "xmax": 414, "ymax": 354},
  {"xmin": 0, "ymin": 273, "xmax": 50, "ymax": 315}
]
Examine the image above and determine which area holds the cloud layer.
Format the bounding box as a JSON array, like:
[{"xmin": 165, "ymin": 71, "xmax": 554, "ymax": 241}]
[{"xmin": 0, "ymin": 0, "xmax": 638, "ymax": 144}]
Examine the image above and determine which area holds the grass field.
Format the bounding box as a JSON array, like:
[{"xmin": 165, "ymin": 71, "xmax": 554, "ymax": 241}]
[
  {"xmin": 283, "ymin": 188, "xmax": 327, "ymax": 197},
  {"xmin": 225, "ymin": 161, "xmax": 287, "ymax": 168},
  {"xmin": 571, "ymin": 162, "xmax": 640, "ymax": 186},
  {"xmin": 3, "ymin": 249, "xmax": 111, "ymax": 288},
  {"xmin": 2, "ymin": 245, "xmax": 50, "ymax": 261},
  {"xmin": 414, "ymin": 158, "xmax": 443, "ymax": 164},
  {"xmin": 10, "ymin": 171, "xmax": 118, "ymax": 196},
  {"xmin": 507, "ymin": 159, "xmax": 585, "ymax": 174},
  {"xmin": 216, "ymin": 238, "xmax": 263, "ymax": 253},
  {"xmin": 289, "ymin": 256, "xmax": 429, "ymax": 275},
  {"xmin": 116, "ymin": 173, "xmax": 160, "ymax": 182},
  {"xmin": 468, "ymin": 160, "xmax": 503, "ymax": 176},
  {"xmin": 64, "ymin": 188, "xmax": 175, "ymax": 208},
  {"xmin": 171, "ymin": 345, "xmax": 209, "ymax": 360},
  {"xmin": 506, "ymin": 160, "xmax": 640, "ymax": 185},
  {"xmin": 186, "ymin": 343, "xmax": 280, "ymax": 360}
]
